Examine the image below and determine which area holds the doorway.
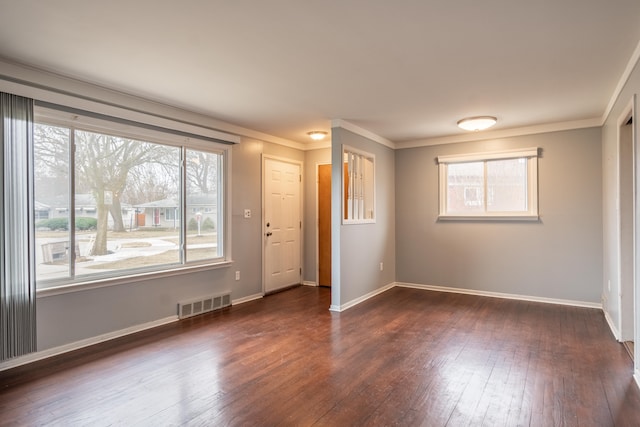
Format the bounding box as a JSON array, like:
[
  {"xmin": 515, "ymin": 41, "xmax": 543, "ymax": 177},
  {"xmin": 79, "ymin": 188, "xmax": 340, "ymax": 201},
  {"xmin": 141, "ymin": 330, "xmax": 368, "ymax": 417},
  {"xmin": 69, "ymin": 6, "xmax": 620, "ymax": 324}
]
[
  {"xmin": 263, "ymin": 157, "xmax": 302, "ymax": 293},
  {"xmin": 619, "ymin": 102, "xmax": 635, "ymax": 359},
  {"xmin": 318, "ymin": 163, "xmax": 331, "ymax": 287}
]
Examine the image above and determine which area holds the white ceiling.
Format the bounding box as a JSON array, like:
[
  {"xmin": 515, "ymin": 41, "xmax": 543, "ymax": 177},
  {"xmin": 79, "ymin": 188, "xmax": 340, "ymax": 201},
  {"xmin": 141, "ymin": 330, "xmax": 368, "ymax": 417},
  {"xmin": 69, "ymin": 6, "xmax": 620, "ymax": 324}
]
[{"xmin": 1, "ymin": 1, "xmax": 640, "ymax": 145}]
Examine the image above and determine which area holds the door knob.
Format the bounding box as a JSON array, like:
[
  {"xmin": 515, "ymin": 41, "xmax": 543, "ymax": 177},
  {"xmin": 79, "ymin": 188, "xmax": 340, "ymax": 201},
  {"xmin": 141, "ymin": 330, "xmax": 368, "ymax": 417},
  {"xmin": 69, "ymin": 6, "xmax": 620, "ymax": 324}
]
[{"xmin": 266, "ymin": 232, "xmax": 273, "ymax": 237}]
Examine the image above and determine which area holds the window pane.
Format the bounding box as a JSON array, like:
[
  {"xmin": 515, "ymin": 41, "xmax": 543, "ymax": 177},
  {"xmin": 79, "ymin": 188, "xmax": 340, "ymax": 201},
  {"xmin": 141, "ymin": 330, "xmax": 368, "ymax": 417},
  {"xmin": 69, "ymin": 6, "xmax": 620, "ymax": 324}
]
[
  {"xmin": 343, "ymin": 149, "xmax": 375, "ymax": 222},
  {"xmin": 185, "ymin": 149, "xmax": 222, "ymax": 262},
  {"xmin": 34, "ymin": 110, "xmax": 230, "ymax": 288},
  {"xmin": 362, "ymin": 155, "xmax": 374, "ymax": 219},
  {"xmin": 74, "ymin": 130, "xmax": 181, "ymax": 278},
  {"xmin": 487, "ymin": 158, "xmax": 527, "ymax": 212},
  {"xmin": 34, "ymin": 124, "xmax": 71, "ymax": 285},
  {"xmin": 447, "ymin": 162, "xmax": 484, "ymax": 213}
]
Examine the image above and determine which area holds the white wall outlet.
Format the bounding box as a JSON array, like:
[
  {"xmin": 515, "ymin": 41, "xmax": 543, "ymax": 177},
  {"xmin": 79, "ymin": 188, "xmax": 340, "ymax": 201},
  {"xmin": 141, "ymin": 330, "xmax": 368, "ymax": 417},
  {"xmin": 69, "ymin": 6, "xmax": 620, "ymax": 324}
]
[
  {"xmin": 244, "ymin": 209, "xmax": 251, "ymax": 219},
  {"xmin": 379, "ymin": 262, "xmax": 384, "ymax": 271},
  {"xmin": 235, "ymin": 271, "xmax": 240, "ymax": 281}
]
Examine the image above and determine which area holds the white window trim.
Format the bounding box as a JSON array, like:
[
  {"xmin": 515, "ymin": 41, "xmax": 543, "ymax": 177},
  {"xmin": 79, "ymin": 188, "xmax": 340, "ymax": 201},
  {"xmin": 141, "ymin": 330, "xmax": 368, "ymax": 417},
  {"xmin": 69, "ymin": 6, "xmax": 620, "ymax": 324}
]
[
  {"xmin": 437, "ymin": 147, "xmax": 539, "ymax": 221},
  {"xmin": 34, "ymin": 106, "xmax": 233, "ymax": 292},
  {"xmin": 37, "ymin": 261, "xmax": 233, "ymax": 297},
  {"xmin": 342, "ymin": 145, "xmax": 376, "ymax": 225}
]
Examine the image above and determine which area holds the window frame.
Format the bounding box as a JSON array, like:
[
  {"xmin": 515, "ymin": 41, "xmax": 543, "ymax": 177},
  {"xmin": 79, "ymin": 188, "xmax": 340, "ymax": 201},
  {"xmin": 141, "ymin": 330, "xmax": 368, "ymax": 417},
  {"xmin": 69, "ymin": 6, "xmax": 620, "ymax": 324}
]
[
  {"xmin": 342, "ymin": 145, "xmax": 376, "ymax": 225},
  {"xmin": 34, "ymin": 106, "xmax": 232, "ymax": 293},
  {"xmin": 437, "ymin": 147, "xmax": 539, "ymax": 221}
]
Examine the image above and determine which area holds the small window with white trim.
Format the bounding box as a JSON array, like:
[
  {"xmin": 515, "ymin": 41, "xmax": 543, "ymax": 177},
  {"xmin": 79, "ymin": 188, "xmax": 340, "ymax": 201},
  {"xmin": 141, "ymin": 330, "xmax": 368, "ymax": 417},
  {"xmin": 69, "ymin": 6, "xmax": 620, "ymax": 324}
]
[
  {"xmin": 438, "ymin": 147, "xmax": 539, "ymax": 220},
  {"xmin": 343, "ymin": 146, "xmax": 375, "ymax": 224}
]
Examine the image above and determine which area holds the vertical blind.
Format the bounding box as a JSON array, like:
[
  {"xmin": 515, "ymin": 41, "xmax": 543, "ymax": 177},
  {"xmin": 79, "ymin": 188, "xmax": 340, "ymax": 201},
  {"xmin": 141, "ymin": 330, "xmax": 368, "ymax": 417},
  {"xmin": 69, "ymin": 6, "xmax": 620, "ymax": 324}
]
[{"xmin": 1, "ymin": 92, "xmax": 36, "ymax": 361}]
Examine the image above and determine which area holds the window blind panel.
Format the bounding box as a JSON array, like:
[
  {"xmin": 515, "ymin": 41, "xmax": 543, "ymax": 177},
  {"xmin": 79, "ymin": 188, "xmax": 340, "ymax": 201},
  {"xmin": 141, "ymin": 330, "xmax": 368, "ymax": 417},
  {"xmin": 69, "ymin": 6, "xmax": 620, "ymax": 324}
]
[{"xmin": 1, "ymin": 92, "xmax": 37, "ymax": 361}]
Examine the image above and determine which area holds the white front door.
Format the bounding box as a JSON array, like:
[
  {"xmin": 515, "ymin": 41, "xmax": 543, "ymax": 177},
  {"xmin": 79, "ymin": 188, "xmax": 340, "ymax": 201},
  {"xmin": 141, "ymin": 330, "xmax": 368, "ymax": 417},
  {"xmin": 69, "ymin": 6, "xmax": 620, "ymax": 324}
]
[{"xmin": 264, "ymin": 157, "xmax": 301, "ymax": 293}]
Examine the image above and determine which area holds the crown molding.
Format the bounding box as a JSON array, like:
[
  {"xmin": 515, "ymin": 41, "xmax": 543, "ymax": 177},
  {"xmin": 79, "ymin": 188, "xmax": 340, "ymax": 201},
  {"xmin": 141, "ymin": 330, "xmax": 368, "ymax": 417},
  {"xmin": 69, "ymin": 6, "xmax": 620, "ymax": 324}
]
[
  {"xmin": 5, "ymin": 41, "xmax": 638, "ymax": 153},
  {"xmin": 602, "ymin": 38, "xmax": 640, "ymax": 124},
  {"xmin": 331, "ymin": 119, "xmax": 395, "ymax": 149},
  {"xmin": 331, "ymin": 116, "xmax": 604, "ymax": 151},
  {"xmin": 332, "ymin": 37, "xmax": 640, "ymax": 151},
  {"xmin": 395, "ymin": 117, "xmax": 602, "ymax": 149}
]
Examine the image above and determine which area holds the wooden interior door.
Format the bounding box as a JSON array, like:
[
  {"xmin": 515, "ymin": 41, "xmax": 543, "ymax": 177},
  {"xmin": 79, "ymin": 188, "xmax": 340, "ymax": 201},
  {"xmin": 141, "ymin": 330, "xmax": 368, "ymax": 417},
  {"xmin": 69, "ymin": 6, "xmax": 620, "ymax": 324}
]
[{"xmin": 318, "ymin": 164, "xmax": 331, "ymax": 287}]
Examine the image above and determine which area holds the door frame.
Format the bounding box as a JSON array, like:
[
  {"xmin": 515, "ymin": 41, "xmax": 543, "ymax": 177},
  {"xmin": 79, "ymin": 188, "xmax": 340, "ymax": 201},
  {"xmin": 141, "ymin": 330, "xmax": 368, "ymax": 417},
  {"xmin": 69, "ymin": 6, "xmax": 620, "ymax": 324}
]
[
  {"xmin": 618, "ymin": 96, "xmax": 636, "ymax": 344},
  {"xmin": 316, "ymin": 162, "xmax": 332, "ymax": 287},
  {"xmin": 261, "ymin": 154, "xmax": 303, "ymax": 295}
]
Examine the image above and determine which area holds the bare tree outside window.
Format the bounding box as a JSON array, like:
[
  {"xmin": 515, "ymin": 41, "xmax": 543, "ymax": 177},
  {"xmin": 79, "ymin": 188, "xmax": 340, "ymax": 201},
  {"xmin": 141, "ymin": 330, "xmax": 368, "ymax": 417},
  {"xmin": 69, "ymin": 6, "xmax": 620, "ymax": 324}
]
[
  {"xmin": 185, "ymin": 149, "xmax": 222, "ymax": 261},
  {"xmin": 74, "ymin": 130, "xmax": 179, "ymax": 255},
  {"xmin": 34, "ymin": 121, "xmax": 225, "ymax": 287}
]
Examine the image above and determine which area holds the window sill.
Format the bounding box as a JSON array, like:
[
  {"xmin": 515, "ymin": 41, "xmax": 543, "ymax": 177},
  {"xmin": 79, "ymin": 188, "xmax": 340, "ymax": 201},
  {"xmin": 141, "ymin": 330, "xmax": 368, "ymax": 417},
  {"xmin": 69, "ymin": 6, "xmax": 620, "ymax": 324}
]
[
  {"xmin": 342, "ymin": 219, "xmax": 376, "ymax": 225},
  {"xmin": 36, "ymin": 260, "xmax": 233, "ymax": 298},
  {"xmin": 438, "ymin": 214, "xmax": 540, "ymax": 222}
]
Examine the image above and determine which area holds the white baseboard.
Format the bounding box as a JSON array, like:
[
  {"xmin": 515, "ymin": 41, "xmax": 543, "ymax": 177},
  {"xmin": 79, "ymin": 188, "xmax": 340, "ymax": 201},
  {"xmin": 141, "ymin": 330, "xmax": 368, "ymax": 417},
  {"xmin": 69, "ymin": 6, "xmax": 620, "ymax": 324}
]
[
  {"xmin": 329, "ymin": 282, "xmax": 396, "ymax": 312},
  {"xmin": 395, "ymin": 282, "xmax": 602, "ymax": 309},
  {"xmin": 232, "ymin": 293, "xmax": 263, "ymax": 305},
  {"xmin": 302, "ymin": 281, "xmax": 317, "ymax": 287},
  {"xmin": 603, "ymin": 308, "xmax": 621, "ymax": 341},
  {"xmin": 0, "ymin": 283, "xmax": 612, "ymax": 373},
  {"xmin": 0, "ymin": 315, "xmax": 178, "ymax": 372},
  {"xmin": 0, "ymin": 291, "xmax": 269, "ymax": 372}
]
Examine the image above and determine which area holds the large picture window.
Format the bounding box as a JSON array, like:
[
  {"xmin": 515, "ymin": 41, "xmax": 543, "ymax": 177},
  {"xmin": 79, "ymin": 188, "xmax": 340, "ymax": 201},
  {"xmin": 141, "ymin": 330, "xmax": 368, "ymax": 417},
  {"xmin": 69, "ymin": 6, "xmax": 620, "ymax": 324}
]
[
  {"xmin": 34, "ymin": 107, "xmax": 229, "ymax": 289},
  {"xmin": 437, "ymin": 148, "xmax": 539, "ymax": 220}
]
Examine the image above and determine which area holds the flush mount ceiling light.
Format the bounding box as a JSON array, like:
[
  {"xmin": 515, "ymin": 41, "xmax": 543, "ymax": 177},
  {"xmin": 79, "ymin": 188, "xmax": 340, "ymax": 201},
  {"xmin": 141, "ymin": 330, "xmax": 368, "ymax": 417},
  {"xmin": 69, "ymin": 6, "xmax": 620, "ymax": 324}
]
[
  {"xmin": 457, "ymin": 116, "xmax": 497, "ymax": 131},
  {"xmin": 307, "ymin": 131, "xmax": 328, "ymax": 141}
]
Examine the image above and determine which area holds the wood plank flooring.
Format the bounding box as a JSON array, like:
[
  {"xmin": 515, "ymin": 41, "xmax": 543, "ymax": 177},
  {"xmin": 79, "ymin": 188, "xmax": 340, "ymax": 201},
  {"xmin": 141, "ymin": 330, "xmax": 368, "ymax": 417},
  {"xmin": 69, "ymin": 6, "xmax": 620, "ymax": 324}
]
[
  {"xmin": 1, "ymin": 286, "xmax": 640, "ymax": 426},
  {"xmin": 623, "ymin": 341, "xmax": 634, "ymax": 362}
]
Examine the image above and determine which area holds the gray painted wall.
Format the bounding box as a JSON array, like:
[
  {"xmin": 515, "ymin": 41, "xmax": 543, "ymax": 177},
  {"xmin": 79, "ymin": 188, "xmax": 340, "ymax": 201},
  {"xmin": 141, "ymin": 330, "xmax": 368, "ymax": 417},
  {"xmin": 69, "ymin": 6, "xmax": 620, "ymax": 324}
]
[
  {"xmin": 37, "ymin": 269, "xmax": 234, "ymax": 350},
  {"xmin": 3, "ymin": 55, "xmax": 625, "ymax": 365},
  {"xmin": 331, "ymin": 128, "xmax": 396, "ymax": 308},
  {"xmin": 395, "ymin": 128, "xmax": 603, "ymax": 303},
  {"xmin": 37, "ymin": 137, "xmax": 304, "ymax": 351}
]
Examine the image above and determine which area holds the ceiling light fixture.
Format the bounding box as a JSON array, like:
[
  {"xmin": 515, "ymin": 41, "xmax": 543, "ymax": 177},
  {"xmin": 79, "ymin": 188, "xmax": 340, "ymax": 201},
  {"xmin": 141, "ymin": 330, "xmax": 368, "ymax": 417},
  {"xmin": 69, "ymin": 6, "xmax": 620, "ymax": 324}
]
[
  {"xmin": 457, "ymin": 116, "xmax": 497, "ymax": 131},
  {"xmin": 307, "ymin": 131, "xmax": 328, "ymax": 141}
]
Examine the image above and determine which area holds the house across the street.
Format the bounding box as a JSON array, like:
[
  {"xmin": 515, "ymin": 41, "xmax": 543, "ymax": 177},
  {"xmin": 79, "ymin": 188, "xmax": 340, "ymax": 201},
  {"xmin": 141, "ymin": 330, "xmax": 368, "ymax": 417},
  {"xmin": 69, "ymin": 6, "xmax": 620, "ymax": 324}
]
[{"xmin": 134, "ymin": 192, "xmax": 217, "ymax": 230}]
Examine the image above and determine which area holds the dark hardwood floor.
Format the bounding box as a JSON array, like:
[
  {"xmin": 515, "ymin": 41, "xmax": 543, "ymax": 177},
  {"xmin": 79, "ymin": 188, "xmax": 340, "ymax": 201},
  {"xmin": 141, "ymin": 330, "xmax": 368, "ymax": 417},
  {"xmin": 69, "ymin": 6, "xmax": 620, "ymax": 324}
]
[{"xmin": 1, "ymin": 286, "xmax": 640, "ymax": 426}]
